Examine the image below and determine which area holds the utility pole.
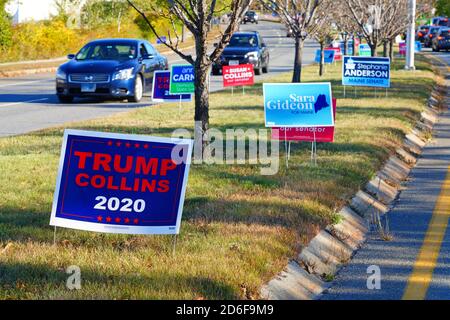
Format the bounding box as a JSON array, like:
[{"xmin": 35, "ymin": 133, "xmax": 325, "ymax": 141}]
[{"xmin": 405, "ymin": 0, "xmax": 416, "ymax": 70}]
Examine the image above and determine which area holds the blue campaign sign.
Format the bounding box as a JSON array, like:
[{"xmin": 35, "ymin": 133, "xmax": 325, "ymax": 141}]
[
  {"xmin": 314, "ymin": 50, "xmax": 335, "ymax": 64},
  {"xmin": 50, "ymin": 130, "xmax": 193, "ymax": 235},
  {"xmin": 415, "ymin": 41, "xmax": 422, "ymax": 52},
  {"xmin": 342, "ymin": 56, "xmax": 390, "ymax": 88},
  {"xmin": 263, "ymin": 83, "xmax": 334, "ymax": 128},
  {"xmin": 152, "ymin": 71, "xmax": 192, "ymax": 103},
  {"xmin": 156, "ymin": 36, "xmax": 167, "ymax": 44},
  {"xmin": 340, "ymin": 41, "xmax": 354, "ymax": 55}
]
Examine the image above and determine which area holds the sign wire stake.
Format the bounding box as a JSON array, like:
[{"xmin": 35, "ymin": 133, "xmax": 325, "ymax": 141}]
[
  {"xmin": 284, "ymin": 128, "xmax": 289, "ymax": 169},
  {"xmin": 231, "ymin": 86, "xmax": 234, "ymax": 96},
  {"xmin": 242, "ymin": 86, "xmax": 245, "ymax": 95},
  {"xmin": 53, "ymin": 226, "xmax": 57, "ymax": 246},
  {"xmin": 172, "ymin": 234, "xmax": 178, "ymax": 257},
  {"xmin": 288, "ymin": 141, "xmax": 291, "ymax": 161},
  {"xmin": 178, "ymin": 95, "xmax": 182, "ymax": 115}
]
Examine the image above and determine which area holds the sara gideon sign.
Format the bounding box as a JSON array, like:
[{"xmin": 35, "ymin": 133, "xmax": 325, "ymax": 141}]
[
  {"xmin": 342, "ymin": 56, "xmax": 390, "ymax": 88},
  {"xmin": 50, "ymin": 130, "xmax": 193, "ymax": 235},
  {"xmin": 263, "ymin": 83, "xmax": 334, "ymax": 128}
]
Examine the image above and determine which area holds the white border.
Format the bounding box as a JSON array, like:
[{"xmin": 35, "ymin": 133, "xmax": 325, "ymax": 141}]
[
  {"xmin": 341, "ymin": 55, "xmax": 391, "ymax": 88},
  {"xmin": 169, "ymin": 64, "xmax": 195, "ymax": 95},
  {"xmin": 49, "ymin": 129, "xmax": 194, "ymax": 235},
  {"xmin": 263, "ymin": 82, "xmax": 334, "ymax": 128},
  {"xmin": 151, "ymin": 70, "xmax": 192, "ymax": 103}
]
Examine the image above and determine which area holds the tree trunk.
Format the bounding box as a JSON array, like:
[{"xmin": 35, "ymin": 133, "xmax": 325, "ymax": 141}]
[
  {"xmin": 319, "ymin": 42, "xmax": 324, "ymax": 77},
  {"xmin": 292, "ymin": 36, "xmax": 304, "ymax": 83},
  {"xmin": 352, "ymin": 34, "xmax": 356, "ymax": 55},
  {"xmin": 383, "ymin": 41, "xmax": 388, "ymax": 57},
  {"xmin": 389, "ymin": 38, "xmax": 394, "ymax": 61},
  {"xmin": 370, "ymin": 41, "xmax": 378, "ymax": 57},
  {"xmin": 193, "ymin": 35, "xmax": 210, "ymax": 159},
  {"xmin": 343, "ymin": 38, "xmax": 348, "ymax": 56}
]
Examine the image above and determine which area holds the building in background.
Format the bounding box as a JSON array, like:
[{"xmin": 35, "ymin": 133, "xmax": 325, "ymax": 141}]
[{"xmin": 6, "ymin": 0, "xmax": 58, "ymax": 24}]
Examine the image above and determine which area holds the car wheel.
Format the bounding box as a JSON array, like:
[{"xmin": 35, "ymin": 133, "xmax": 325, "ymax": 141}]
[
  {"xmin": 254, "ymin": 66, "xmax": 261, "ymax": 75},
  {"xmin": 262, "ymin": 64, "xmax": 269, "ymax": 73},
  {"xmin": 129, "ymin": 74, "xmax": 143, "ymax": 103},
  {"xmin": 57, "ymin": 95, "xmax": 74, "ymax": 103}
]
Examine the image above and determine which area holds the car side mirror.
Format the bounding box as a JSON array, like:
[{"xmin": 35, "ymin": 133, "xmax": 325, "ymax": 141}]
[
  {"xmin": 142, "ymin": 54, "xmax": 154, "ymax": 60},
  {"xmin": 67, "ymin": 54, "xmax": 75, "ymax": 60}
]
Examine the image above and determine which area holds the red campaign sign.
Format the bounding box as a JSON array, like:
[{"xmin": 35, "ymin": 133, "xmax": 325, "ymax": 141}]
[
  {"xmin": 326, "ymin": 47, "xmax": 342, "ymax": 61},
  {"xmin": 222, "ymin": 64, "xmax": 255, "ymax": 87},
  {"xmin": 399, "ymin": 42, "xmax": 406, "ymax": 55},
  {"xmin": 271, "ymin": 99, "xmax": 337, "ymax": 142}
]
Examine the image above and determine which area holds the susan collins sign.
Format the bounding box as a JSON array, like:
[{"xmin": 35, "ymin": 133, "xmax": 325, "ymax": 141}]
[
  {"xmin": 263, "ymin": 83, "xmax": 334, "ymax": 128},
  {"xmin": 342, "ymin": 56, "xmax": 390, "ymax": 88}
]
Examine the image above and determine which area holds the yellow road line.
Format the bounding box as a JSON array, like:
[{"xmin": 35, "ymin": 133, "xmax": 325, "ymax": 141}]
[{"xmin": 403, "ymin": 166, "xmax": 450, "ymax": 300}]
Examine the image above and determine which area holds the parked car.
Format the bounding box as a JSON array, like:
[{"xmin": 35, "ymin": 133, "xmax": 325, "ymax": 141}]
[
  {"xmin": 432, "ymin": 16, "xmax": 449, "ymax": 27},
  {"xmin": 212, "ymin": 31, "xmax": 269, "ymax": 76},
  {"xmin": 432, "ymin": 27, "xmax": 450, "ymax": 52},
  {"xmin": 56, "ymin": 38, "xmax": 168, "ymax": 103},
  {"xmin": 243, "ymin": 11, "xmax": 258, "ymax": 24},
  {"xmin": 424, "ymin": 26, "xmax": 441, "ymax": 48},
  {"xmin": 416, "ymin": 25, "xmax": 431, "ymax": 43}
]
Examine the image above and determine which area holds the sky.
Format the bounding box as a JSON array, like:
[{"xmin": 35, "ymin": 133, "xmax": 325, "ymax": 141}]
[{"xmin": 6, "ymin": 0, "xmax": 58, "ymax": 23}]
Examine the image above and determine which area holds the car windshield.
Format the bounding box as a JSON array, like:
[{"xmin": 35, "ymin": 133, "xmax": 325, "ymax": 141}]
[
  {"xmin": 420, "ymin": 26, "xmax": 430, "ymax": 32},
  {"xmin": 437, "ymin": 19, "xmax": 448, "ymax": 26},
  {"xmin": 246, "ymin": 11, "xmax": 255, "ymax": 16},
  {"xmin": 228, "ymin": 35, "xmax": 258, "ymax": 47},
  {"xmin": 430, "ymin": 28, "xmax": 440, "ymax": 34},
  {"xmin": 76, "ymin": 43, "xmax": 137, "ymax": 61}
]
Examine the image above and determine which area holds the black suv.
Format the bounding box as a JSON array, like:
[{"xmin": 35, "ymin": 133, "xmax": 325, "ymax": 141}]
[
  {"xmin": 212, "ymin": 31, "xmax": 270, "ymax": 76},
  {"xmin": 243, "ymin": 11, "xmax": 258, "ymax": 24}
]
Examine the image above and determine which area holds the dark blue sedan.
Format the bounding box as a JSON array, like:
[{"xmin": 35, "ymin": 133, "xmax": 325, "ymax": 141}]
[{"xmin": 56, "ymin": 39, "xmax": 168, "ymax": 103}]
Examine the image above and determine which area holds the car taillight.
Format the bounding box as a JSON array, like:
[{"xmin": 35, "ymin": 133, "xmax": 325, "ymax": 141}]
[
  {"xmin": 438, "ymin": 36, "xmax": 444, "ymax": 40},
  {"xmin": 429, "ymin": 34, "xmax": 433, "ymax": 38},
  {"xmin": 418, "ymin": 32, "xmax": 423, "ymax": 36}
]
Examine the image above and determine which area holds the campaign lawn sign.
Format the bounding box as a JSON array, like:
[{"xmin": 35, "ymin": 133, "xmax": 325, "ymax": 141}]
[
  {"xmin": 340, "ymin": 41, "xmax": 354, "ymax": 55},
  {"xmin": 50, "ymin": 130, "xmax": 193, "ymax": 235},
  {"xmin": 358, "ymin": 44, "xmax": 371, "ymax": 56},
  {"xmin": 222, "ymin": 64, "xmax": 254, "ymax": 87},
  {"xmin": 325, "ymin": 47, "xmax": 342, "ymax": 61},
  {"xmin": 399, "ymin": 42, "xmax": 406, "ymax": 55},
  {"xmin": 271, "ymin": 99, "xmax": 337, "ymax": 142},
  {"xmin": 314, "ymin": 50, "xmax": 336, "ymax": 64},
  {"xmin": 169, "ymin": 64, "xmax": 195, "ymax": 94},
  {"xmin": 152, "ymin": 71, "xmax": 192, "ymax": 103},
  {"xmin": 415, "ymin": 41, "xmax": 422, "ymax": 52},
  {"xmin": 263, "ymin": 82, "xmax": 334, "ymax": 128},
  {"xmin": 342, "ymin": 56, "xmax": 390, "ymax": 88}
]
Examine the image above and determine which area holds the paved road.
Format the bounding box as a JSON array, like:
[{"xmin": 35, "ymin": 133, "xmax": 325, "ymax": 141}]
[
  {"xmin": 322, "ymin": 52, "xmax": 450, "ymax": 300},
  {"xmin": 0, "ymin": 21, "xmax": 318, "ymax": 137}
]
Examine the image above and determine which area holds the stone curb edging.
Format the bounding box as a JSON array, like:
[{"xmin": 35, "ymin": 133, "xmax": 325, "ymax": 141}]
[{"xmin": 260, "ymin": 55, "xmax": 448, "ymax": 300}]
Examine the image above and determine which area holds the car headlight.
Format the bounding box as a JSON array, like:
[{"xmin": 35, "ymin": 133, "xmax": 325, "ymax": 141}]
[
  {"xmin": 245, "ymin": 51, "xmax": 259, "ymax": 60},
  {"xmin": 112, "ymin": 67, "xmax": 135, "ymax": 81},
  {"xmin": 56, "ymin": 69, "xmax": 66, "ymax": 80}
]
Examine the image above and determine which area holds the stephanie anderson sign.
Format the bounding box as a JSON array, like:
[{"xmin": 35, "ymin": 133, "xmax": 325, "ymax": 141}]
[
  {"xmin": 50, "ymin": 130, "xmax": 193, "ymax": 235},
  {"xmin": 263, "ymin": 82, "xmax": 334, "ymax": 128}
]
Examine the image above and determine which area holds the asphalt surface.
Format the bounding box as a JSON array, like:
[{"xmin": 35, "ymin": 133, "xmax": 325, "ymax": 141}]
[
  {"xmin": 0, "ymin": 21, "xmax": 318, "ymax": 137},
  {"xmin": 322, "ymin": 51, "xmax": 450, "ymax": 300}
]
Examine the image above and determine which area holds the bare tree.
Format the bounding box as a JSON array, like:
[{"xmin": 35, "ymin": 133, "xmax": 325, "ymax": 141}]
[
  {"xmin": 309, "ymin": 0, "xmax": 336, "ymax": 76},
  {"xmin": 127, "ymin": 0, "xmax": 252, "ymax": 150},
  {"xmin": 260, "ymin": 0, "xmax": 322, "ymax": 82}
]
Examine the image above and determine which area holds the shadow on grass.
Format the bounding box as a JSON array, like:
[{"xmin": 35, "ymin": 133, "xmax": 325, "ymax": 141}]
[{"xmin": 0, "ymin": 261, "xmax": 238, "ymax": 299}]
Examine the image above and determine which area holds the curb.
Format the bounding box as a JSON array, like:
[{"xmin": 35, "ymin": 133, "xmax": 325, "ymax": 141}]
[{"xmin": 260, "ymin": 54, "xmax": 449, "ymax": 300}]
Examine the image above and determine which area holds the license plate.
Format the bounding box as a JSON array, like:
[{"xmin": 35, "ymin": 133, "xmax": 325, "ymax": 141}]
[
  {"xmin": 81, "ymin": 83, "xmax": 96, "ymax": 92},
  {"xmin": 229, "ymin": 60, "xmax": 240, "ymax": 66}
]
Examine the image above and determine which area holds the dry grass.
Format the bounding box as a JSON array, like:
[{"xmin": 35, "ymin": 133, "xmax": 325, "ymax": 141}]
[{"xmin": 0, "ymin": 55, "xmax": 435, "ymax": 299}]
